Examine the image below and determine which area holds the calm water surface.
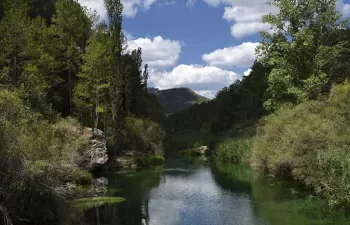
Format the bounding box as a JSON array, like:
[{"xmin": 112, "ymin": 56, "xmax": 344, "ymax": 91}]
[{"xmin": 64, "ymin": 158, "xmax": 350, "ymax": 225}]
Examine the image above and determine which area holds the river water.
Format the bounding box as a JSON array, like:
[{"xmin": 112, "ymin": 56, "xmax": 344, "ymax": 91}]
[{"xmin": 65, "ymin": 158, "xmax": 350, "ymax": 225}]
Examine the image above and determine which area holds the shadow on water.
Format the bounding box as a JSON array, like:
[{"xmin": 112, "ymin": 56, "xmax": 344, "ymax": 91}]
[{"xmin": 60, "ymin": 159, "xmax": 350, "ymax": 225}]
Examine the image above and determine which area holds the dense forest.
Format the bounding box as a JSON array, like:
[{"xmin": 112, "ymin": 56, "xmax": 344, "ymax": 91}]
[
  {"xmin": 0, "ymin": 0, "xmax": 165, "ymax": 224},
  {"xmin": 167, "ymin": 0, "xmax": 350, "ymax": 210}
]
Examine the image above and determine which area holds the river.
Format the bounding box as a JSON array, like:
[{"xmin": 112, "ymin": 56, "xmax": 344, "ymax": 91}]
[{"xmin": 63, "ymin": 158, "xmax": 350, "ymax": 225}]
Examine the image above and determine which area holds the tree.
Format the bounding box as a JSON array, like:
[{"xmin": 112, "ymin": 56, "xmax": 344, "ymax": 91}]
[
  {"xmin": 142, "ymin": 64, "xmax": 149, "ymax": 95},
  {"xmin": 74, "ymin": 24, "xmax": 111, "ymax": 136},
  {"xmin": 0, "ymin": 0, "xmax": 29, "ymax": 87},
  {"xmin": 258, "ymin": 0, "xmax": 349, "ymax": 110},
  {"xmin": 104, "ymin": 0, "xmax": 125, "ymax": 152},
  {"xmin": 49, "ymin": 0, "xmax": 92, "ymax": 116}
]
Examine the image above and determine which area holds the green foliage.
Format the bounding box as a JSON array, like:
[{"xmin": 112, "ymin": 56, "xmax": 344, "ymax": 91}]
[
  {"xmin": 215, "ymin": 138, "xmax": 253, "ymax": 164},
  {"xmin": 258, "ymin": 0, "xmax": 350, "ymax": 110},
  {"xmin": 0, "ymin": 90, "xmax": 93, "ymax": 224},
  {"xmin": 252, "ymin": 82, "xmax": 350, "ymax": 207},
  {"xmin": 135, "ymin": 155, "xmax": 165, "ymax": 168},
  {"xmin": 125, "ymin": 117, "xmax": 165, "ymax": 155}
]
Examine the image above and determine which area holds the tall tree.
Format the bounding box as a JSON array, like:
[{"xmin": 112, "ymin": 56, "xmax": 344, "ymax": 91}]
[
  {"xmin": 74, "ymin": 23, "xmax": 111, "ymax": 136},
  {"xmin": 142, "ymin": 64, "xmax": 149, "ymax": 95},
  {"xmin": 49, "ymin": 0, "xmax": 92, "ymax": 116},
  {"xmin": 104, "ymin": 0, "xmax": 126, "ymax": 152},
  {"xmin": 258, "ymin": 0, "xmax": 349, "ymax": 110},
  {"xmin": 0, "ymin": 0, "xmax": 29, "ymax": 87}
]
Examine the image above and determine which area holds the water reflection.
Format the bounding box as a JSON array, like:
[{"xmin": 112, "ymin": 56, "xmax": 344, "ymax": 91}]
[{"xmin": 63, "ymin": 158, "xmax": 350, "ymax": 225}]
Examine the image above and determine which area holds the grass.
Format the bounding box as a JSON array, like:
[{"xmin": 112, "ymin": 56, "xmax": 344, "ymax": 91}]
[{"xmin": 214, "ymin": 137, "xmax": 253, "ymax": 164}]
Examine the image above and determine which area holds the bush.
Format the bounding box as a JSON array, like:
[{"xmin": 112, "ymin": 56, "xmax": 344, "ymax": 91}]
[
  {"xmin": 0, "ymin": 90, "xmax": 93, "ymax": 224},
  {"xmin": 252, "ymin": 82, "xmax": 350, "ymax": 207},
  {"xmin": 215, "ymin": 138, "xmax": 253, "ymax": 164},
  {"xmin": 125, "ymin": 117, "xmax": 165, "ymax": 155}
]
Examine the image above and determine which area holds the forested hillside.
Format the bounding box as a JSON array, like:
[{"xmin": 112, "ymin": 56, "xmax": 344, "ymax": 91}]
[
  {"xmin": 149, "ymin": 87, "xmax": 209, "ymax": 114},
  {"xmin": 0, "ymin": 0, "xmax": 164, "ymax": 224}
]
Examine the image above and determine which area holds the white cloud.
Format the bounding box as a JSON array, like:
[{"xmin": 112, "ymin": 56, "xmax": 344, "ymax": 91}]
[
  {"xmin": 218, "ymin": 0, "xmax": 349, "ymax": 38},
  {"xmin": 186, "ymin": 0, "xmax": 196, "ymax": 8},
  {"xmin": 196, "ymin": 90, "xmax": 217, "ymax": 99},
  {"xmin": 202, "ymin": 42, "xmax": 259, "ymax": 69},
  {"xmin": 78, "ymin": 0, "xmax": 160, "ymax": 19},
  {"xmin": 243, "ymin": 68, "xmax": 252, "ymax": 76},
  {"xmin": 337, "ymin": 0, "xmax": 350, "ymax": 17},
  {"xmin": 150, "ymin": 64, "xmax": 238, "ymax": 98},
  {"xmin": 203, "ymin": 0, "xmax": 264, "ymax": 8},
  {"xmin": 231, "ymin": 22, "xmax": 272, "ymax": 38},
  {"xmin": 223, "ymin": 5, "xmax": 274, "ymax": 22},
  {"xmin": 128, "ymin": 36, "xmax": 182, "ymax": 69}
]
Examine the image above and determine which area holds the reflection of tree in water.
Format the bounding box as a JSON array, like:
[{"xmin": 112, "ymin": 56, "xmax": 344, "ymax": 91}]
[{"xmin": 212, "ymin": 161, "xmax": 350, "ymax": 225}]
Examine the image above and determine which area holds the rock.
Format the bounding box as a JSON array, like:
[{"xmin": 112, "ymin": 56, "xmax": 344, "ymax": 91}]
[
  {"xmin": 82, "ymin": 128, "xmax": 108, "ymax": 170},
  {"xmin": 196, "ymin": 146, "xmax": 209, "ymax": 155}
]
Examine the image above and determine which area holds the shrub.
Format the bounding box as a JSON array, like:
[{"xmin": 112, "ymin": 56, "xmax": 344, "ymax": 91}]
[
  {"xmin": 251, "ymin": 82, "xmax": 350, "ymax": 207},
  {"xmin": 215, "ymin": 138, "xmax": 253, "ymax": 164},
  {"xmin": 125, "ymin": 117, "xmax": 165, "ymax": 155},
  {"xmin": 0, "ymin": 90, "xmax": 93, "ymax": 224},
  {"xmin": 151, "ymin": 155, "xmax": 166, "ymax": 166}
]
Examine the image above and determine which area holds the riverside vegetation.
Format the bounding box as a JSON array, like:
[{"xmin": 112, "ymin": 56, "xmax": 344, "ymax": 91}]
[
  {"xmin": 2, "ymin": 0, "xmax": 350, "ymax": 224},
  {"xmin": 166, "ymin": 0, "xmax": 350, "ymax": 211},
  {"xmin": 0, "ymin": 0, "xmax": 165, "ymax": 224}
]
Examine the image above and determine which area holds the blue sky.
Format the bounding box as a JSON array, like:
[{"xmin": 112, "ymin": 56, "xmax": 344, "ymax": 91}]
[{"xmin": 79, "ymin": 0, "xmax": 350, "ymax": 98}]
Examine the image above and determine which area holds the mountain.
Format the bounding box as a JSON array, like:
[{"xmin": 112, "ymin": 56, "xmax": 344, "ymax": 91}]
[{"xmin": 148, "ymin": 87, "xmax": 209, "ymax": 114}]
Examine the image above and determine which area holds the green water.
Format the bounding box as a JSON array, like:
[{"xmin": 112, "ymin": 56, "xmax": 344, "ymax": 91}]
[{"xmin": 64, "ymin": 158, "xmax": 350, "ymax": 225}]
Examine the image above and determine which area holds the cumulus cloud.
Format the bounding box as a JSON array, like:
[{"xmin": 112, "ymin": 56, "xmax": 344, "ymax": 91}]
[
  {"xmin": 128, "ymin": 36, "xmax": 182, "ymax": 69},
  {"xmin": 78, "ymin": 0, "xmax": 161, "ymax": 19},
  {"xmin": 206, "ymin": 0, "xmax": 350, "ymax": 38},
  {"xmin": 230, "ymin": 22, "xmax": 272, "ymax": 38},
  {"xmin": 202, "ymin": 42, "xmax": 259, "ymax": 69},
  {"xmin": 121, "ymin": 0, "xmax": 160, "ymax": 18},
  {"xmin": 223, "ymin": 5, "xmax": 273, "ymax": 22},
  {"xmin": 150, "ymin": 64, "xmax": 238, "ymax": 98},
  {"xmin": 203, "ymin": 0, "xmax": 263, "ymax": 8}
]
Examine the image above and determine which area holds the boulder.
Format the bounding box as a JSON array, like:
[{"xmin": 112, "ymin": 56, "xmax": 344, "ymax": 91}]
[{"xmin": 82, "ymin": 128, "xmax": 108, "ymax": 170}]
